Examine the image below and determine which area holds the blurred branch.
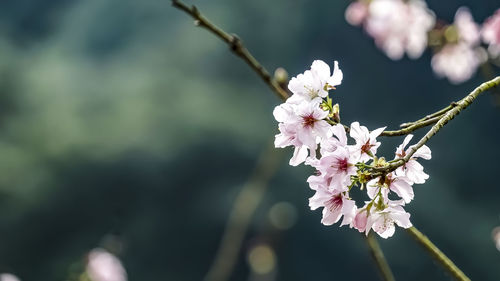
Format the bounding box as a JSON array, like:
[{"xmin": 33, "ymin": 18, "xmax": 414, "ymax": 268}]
[
  {"xmin": 406, "ymin": 227, "xmax": 470, "ymax": 281},
  {"xmin": 374, "ymin": 76, "xmax": 500, "ymax": 175},
  {"xmin": 171, "ymin": 0, "xmax": 290, "ymax": 101},
  {"xmin": 364, "ymin": 233, "xmax": 396, "ymax": 281},
  {"xmin": 203, "ymin": 143, "xmax": 283, "ymax": 281}
]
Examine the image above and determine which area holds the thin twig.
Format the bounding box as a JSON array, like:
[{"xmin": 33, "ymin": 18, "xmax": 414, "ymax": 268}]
[
  {"xmin": 171, "ymin": 0, "xmax": 289, "ymax": 101},
  {"xmin": 406, "ymin": 227, "xmax": 471, "ymax": 281},
  {"xmin": 374, "ymin": 76, "xmax": 500, "ymax": 175},
  {"xmin": 399, "ymin": 103, "xmax": 457, "ymax": 128},
  {"xmin": 203, "ymin": 143, "xmax": 283, "ymax": 281},
  {"xmin": 365, "ymin": 233, "xmax": 396, "ymax": 281},
  {"xmin": 381, "ymin": 102, "xmax": 460, "ymax": 137},
  {"xmin": 380, "ymin": 115, "xmax": 442, "ymax": 137}
]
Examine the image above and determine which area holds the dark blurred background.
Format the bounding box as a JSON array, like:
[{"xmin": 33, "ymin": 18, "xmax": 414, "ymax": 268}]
[{"xmin": 0, "ymin": 0, "xmax": 499, "ymax": 280}]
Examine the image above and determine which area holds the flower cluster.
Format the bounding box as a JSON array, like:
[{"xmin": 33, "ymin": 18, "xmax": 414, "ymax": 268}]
[
  {"xmin": 273, "ymin": 60, "xmax": 432, "ymax": 238},
  {"xmin": 482, "ymin": 9, "xmax": 500, "ymax": 58},
  {"xmin": 430, "ymin": 7, "xmax": 483, "ymax": 84},
  {"xmin": 346, "ymin": 1, "xmax": 500, "ymax": 84},
  {"xmin": 345, "ymin": 0, "xmax": 435, "ymax": 60}
]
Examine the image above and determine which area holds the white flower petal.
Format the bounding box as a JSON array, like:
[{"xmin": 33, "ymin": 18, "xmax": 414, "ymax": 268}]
[
  {"xmin": 390, "ymin": 177, "xmax": 414, "ymax": 203},
  {"xmin": 328, "ymin": 61, "xmax": 343, "ymax": 87},
  {"xmin": 289, "ymin": 145, "xmax": 308, "ymax": 166},
  {"xmin": 311, "ymin": 60, "xmax": 331, "ymax": 83}
]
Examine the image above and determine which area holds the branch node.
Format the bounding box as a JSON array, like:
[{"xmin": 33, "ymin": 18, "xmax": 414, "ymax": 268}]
[
  {"xmin": 230, "ymin": 34, "xmax": 242, "ymax": 51},
  {"xmin": 191, "ymin": 5, "xmax": 199, "ymax": 15}
]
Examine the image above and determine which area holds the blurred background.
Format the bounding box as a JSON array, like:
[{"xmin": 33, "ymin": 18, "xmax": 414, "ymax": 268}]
[{"xmin": 0, "ymin": 0, "xmax": 499, "ymax": 280}]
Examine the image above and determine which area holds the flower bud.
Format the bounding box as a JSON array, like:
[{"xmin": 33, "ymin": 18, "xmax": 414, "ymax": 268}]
[
  {"xmin": 331, "ymin": 103, "xmax": 340, "ymax": 123},
  {"xmin": 353, "ymin": 210, "xmax": 368, "ymax": 232},
  {"xmin": 274, "ymin": 67, "xmax": 288, "ymax": 85}
]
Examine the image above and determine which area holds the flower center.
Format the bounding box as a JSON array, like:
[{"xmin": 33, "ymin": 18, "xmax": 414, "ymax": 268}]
[
  {"xmin": 397, "ymin": 149, "xmax": 406, "ymax": 158},
  {"xmin": 336, "ymin": 157, "xmax": 349, "ymax": 172},
  {"xmin": 361, "ymin": 140, "xmax": 374, "ymax": 154},
  {"xmin": 302, "ymin": 114, "xmax": 316, "ymax": 128},
  {"xmin": 328, "ymin": 194, "xmax": 343, "ymax": 212},
  {"xmin": 304, "ymin": 86, "xmax": 319, "ymax": 99}
]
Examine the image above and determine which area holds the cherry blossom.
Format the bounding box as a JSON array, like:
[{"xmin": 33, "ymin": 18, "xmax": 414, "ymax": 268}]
[
  {"xmin": 316, "ymin": 146, "xmax": 357, "ymax": 191},
  {"xmin": 273, "ymin": 60, "xmax": 432, "ymax": 238},
  {"xmin": 366, "ymin": 201, "xmax": 412, "ymax": 238},
  {"xmin": 349, "ymin": 122, "xmax": 386, "ymax": 162},
  {"xmin": 481, "ymin": 9, "xmax": 500, "ymax": 57},
  {"xmin": 394, "ymin": 134, "xmax": 431, "ymax": 184},
  {"xmin": 320, "ymin": 123, "xmax": 348, "ymax": 156},
  {"xmin": 288, "ymin": 60, "xmax": 343, "ymax": 102},
  {"xmin": 387, "ymin": 174, "xmax": 414, "ymax": 203},
  {"xmin": 273, "ymin": 99, "xmax": 330, "ymax": 166},
  {"xmin": 309, "ymin": 185, "xmax": 356, "ymax": 226},
  {"xmin": 364, "ymin": 182, "xmax": 413, "ymax": 237}
]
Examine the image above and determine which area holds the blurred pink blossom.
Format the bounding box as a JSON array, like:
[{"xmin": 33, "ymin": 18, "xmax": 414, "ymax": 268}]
[
  {"xmin": 87, "ymin": 248, "xmax": 127, "ymax": 281},
  {"xmin": 481, "ymin": 9, "xmax": 500, "ymax": 57},
  {"xmin": 454, "ymin": 7, "xmax": 481, "ymax": 45},
  {"xmin": 431, "ymin": 43, "xmax": 480, "ymax": 84},
  {"xmin": 0, "ymin": 274, "xmax": 21, "ymax": 281},
  {"xmin": 345, "ymin": 1, "xmax": 369, "ymax": 26},
  {"xmin": 364, "ymin": 0, "xmax": 435, "ymax": 60},
  {"xmin": 493, "ymin": 226, "xmax": 500, "ymax": 251},
  {"xmin": 431, "ymin": 7, "xmax": 482, "ymax": 84}
]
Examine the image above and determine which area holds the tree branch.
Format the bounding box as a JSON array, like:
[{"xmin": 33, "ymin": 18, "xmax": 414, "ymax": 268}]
[
  {"xmin": 380, "ymin": 115, "xmax": 442, "ymax": 137},
  {"xmin": 380, "ymin": 102, "xmax": 459, "ymax": 137},
  {"xmin": 173, "ymin": 3, "xmax": 496, "ymax": 280},
  {"xmin": 399, "ymin": 102, "xmax": 458, "ymax": 129},
  {"xmin": 374, "ymin": 76, "xmax": 500, "ymax": 175},
  {"xmin": 406, "ymin": 227, "xmax": 470, "ymax": 281},
  {"xmin": 171, "ymin": 0, "xmax": 290, "ymax": 101},
  {"xmin": 365, "ymin": 233, "xmax": 396, "ymax": 281}
]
